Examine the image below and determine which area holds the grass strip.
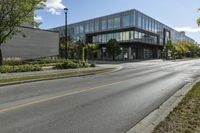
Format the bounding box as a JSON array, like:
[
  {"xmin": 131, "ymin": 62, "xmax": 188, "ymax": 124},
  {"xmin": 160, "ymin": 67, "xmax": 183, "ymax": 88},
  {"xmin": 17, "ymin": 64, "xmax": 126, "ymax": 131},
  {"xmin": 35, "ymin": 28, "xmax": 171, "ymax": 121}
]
[
  {"xmin": 0, "ymin": 68, "xmax": 113, "ymax": 85},
  {"xmin": 153, "ymin": 82, "xmax": 200, "ymax": 133}
]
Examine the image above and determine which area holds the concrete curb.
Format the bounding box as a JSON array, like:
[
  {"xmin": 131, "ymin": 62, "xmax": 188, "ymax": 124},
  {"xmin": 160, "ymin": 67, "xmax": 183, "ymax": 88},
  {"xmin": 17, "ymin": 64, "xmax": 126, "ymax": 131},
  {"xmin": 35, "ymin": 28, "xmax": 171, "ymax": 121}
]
[
  {"xmin": 0, "ymin": 67, "xmax": 117, "ymax": 87},
  {"xmin": 127, "ymin": 78, "xmax": 200, "ymax": 133}
]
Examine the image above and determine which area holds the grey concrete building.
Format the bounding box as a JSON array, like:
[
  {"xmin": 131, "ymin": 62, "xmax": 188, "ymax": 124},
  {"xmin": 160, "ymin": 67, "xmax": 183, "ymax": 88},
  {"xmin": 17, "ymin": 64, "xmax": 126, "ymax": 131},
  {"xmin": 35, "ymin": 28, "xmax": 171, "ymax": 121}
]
[
  {"xmin": 1, "ymin": 26, "xmax": 59, "ymax": 61},
  {"xmin": 51, "ymin": 9, "xmax": 195, "ymax": 60}
]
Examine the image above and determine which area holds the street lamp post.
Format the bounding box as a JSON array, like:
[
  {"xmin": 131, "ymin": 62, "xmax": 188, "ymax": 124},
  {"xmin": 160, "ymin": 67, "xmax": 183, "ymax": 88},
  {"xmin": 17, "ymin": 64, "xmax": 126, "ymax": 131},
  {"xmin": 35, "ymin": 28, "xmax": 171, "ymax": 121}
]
[{"xmin": 64, "ymin": 8, "xmax": 68, "ymax": 60}]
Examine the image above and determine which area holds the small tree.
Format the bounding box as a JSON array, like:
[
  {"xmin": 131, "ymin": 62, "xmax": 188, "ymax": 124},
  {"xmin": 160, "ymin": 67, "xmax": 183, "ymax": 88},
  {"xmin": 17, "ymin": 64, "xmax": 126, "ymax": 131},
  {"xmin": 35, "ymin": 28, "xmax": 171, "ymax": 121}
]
[
  {"xmin": 176, "ymin": 41, "xmax": 190, "ymax": 57},
  {"xmin": 163, "ymin": 40, "xmax": 176, "ymax": 60},
  {"xmin": 106, "ymin": 39, "xmax": 122, "ymax": 60},
  {"xmin": 86, "ymin": 43, "xmax": 98, "ymax": 62},
  {"xmin": 60, "ymin": 35, "xmax": 74, "ymax": 58},
  {"xmin": 0, "ymin": 0, "xmax": 46, "ymax": 65},
  {"xmin": 74, "ymin": 40, "xmax": 85, "ymax": 60}
]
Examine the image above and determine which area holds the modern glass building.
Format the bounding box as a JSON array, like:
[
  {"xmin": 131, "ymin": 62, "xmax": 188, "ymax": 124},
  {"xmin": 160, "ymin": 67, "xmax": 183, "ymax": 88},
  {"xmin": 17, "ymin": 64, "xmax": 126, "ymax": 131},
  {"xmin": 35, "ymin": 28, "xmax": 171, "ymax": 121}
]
[{"xmin": 51, "ymin": 9, "xmax": 195, "ymax": 60}]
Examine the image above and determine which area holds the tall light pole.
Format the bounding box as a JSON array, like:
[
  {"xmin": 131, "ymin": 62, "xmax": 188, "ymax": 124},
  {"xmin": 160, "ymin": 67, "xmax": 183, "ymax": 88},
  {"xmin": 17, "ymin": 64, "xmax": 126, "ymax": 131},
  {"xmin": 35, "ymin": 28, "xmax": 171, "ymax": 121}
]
[{"xmin": 64, "ymin": 8, "xmax": 68, "ymax": 60}]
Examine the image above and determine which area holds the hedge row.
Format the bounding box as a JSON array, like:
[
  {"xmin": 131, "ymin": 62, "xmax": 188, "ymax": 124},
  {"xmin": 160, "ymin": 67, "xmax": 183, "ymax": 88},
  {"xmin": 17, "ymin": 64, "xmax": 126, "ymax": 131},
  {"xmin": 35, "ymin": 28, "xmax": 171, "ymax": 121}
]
[
  {"xmin": 1, "ymin": 60, "xmax": 96, "ymax": 73},
  {"xmin": 0, "ymin": 65, "xmax": 41, "ymax": 73},
  {"xmin": 54, "ymin": 60, "xmax": 92, "ymax": 69}
]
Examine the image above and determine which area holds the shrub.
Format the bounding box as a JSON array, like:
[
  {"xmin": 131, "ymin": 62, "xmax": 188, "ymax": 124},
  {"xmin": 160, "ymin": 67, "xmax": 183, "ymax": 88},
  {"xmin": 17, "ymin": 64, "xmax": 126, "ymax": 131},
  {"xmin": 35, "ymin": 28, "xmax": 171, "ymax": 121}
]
[
  {"xmin": 0, "ymin": 65, "xmax": 42, "ymax": 73},
  {"xmin": 30, "ymin": 59, "xmax": 65, "ymax": 65},
  {"xmin": 81, "ymin": 61, "xmax": 90, "ymax": 68},
  {"xmin": 90, "ymin": 63, "xmax": 96, "ymax": 67},
  {"xmin": 4, "ymin": 60, "xmax": 24, "ymax": 65},
  {"xmin": 55, "ymin": 60, "xmax": 80, "ymax": 69}
]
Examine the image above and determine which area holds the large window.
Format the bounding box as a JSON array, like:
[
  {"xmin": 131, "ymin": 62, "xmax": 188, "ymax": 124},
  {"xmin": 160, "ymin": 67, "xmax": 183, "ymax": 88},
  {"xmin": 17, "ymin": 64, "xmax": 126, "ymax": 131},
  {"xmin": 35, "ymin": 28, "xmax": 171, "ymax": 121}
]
[
  {"xmin": 145, "ymin": 17, "xmax": 148, "ymax": 30},
  {"xmin": 107, "ymin": 33, "xmax": 113, "ymax": 41},
  {"xmin": 74, "ymin": 36, "xmax": 80, "ymax": 42},
  {"xmin": 134, "ymin": 31, "xmax": 139, "ymax": 39},
  {"xmin": 120, "ymin": 32, "xmax": 123, "ymax": 41},
  {"xmin": 138, "ymin": 32, "xmax": 142, "ymax": 40},
  {"xmin": 102, "ymin": 34, "xmax": 107, "ymax": 43},
  {"xmin": 92, "ymin": 36, "xmax": 97, "ymax": 43},
  {"xmin": 123, "ymin": 32, "xmax": 129, "ymax": 41},
  {"xmin": 101, "ymin": 20, "xmax": 107, "ymax": 30},
  {"xmin": 148, "ymin": 19, "xmax": 152, "ymax": 32},
  {"xmin": 108, "ymin": 18, "xmax": 114, "ymax": 29},
  {"xmin": 91, "ymin": 31, "xmax": 157, "ymax": 44},
  {"xmin": 155, "ymin": 22, "xmax": 158, "ymax": 33},
  {"xmin": 98, "ymin": 35, "xmax": 102, "ymax": 43},
  {"xmin": 95, "ymin": 20, "xmax": 99, "ymax": 31},
  {"xmin": 152, "ymin": 20, "xmax": 155, "ymax": 33},
  {"xmin": 80, "ymin": 25, "xmax": 84, "ymax": 33},
  {"xmin": 114, "ymin": 17, "xmax": 120, "ymax": 28},
  {"xmin": 74, "ymin": 26, "xmax": 79, "ymax": 35},
  {"xmin": 130, "ymin": 31, "xmax": 134, "ymax": 40},
  {"xmin": 142, "ymin": 15, "xmax": 145, "ymax": 29},
  {"xmin": 137, "ymin": 13, "xmax": 142, "ymax": 28},
  {"xmin": 89, "ymin": 22, "xmax": 94, "ymax": 32},
  {"xmin": 85, "ymin": 23, "xmax": 89, "ymax": 33},
  {"xmin": 114, "ymin": 32, "xmax": 121, "ymax": 41},
  {"xmin": 165, "ymin": 30, "xmax": 170, "ymax": 44},
  {"xmin": 132, "ymin": 12, "xmax": 135, "ymax": 26},
  {"xmin": 123, "ymin": 15, "xmax": 130, "ymax": 27}
]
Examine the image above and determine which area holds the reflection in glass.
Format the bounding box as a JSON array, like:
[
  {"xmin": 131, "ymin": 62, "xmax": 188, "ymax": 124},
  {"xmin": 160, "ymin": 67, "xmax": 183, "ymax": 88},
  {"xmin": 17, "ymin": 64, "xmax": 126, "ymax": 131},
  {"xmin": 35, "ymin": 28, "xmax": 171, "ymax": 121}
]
[
  {"xmin": 123, "ymin": 15, "xmax": 130, "ymax": 27},
  {"xmin": 114, "ymin": 17, "xmax": 120, "ymax": 28},
  {"xmin": 85, "ymin": 23, "xmax": 89, "ymax": 33},
  {"xmin": 89, "ymin": 22, "xmax": 94, "ymax": 32},
  {"xmin": 101, "ymin": 20, "xmax": 107, "ymax": 30}
]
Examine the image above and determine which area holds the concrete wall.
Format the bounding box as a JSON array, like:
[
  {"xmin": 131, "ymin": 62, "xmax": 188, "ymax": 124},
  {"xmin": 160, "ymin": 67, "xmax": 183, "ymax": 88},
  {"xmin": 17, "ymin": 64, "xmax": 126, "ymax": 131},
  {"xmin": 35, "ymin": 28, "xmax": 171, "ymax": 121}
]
[{"xmin": 1, "ymin": 27, "xmax": 59, "ymax": 60}]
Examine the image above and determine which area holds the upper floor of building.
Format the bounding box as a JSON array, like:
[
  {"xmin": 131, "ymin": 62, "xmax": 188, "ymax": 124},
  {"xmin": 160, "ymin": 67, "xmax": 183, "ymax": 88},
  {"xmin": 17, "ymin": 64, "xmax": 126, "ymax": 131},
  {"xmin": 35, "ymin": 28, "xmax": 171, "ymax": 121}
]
[{"xmin": 50, "ymin": 9, "xmax": 195, "ymax": 45}]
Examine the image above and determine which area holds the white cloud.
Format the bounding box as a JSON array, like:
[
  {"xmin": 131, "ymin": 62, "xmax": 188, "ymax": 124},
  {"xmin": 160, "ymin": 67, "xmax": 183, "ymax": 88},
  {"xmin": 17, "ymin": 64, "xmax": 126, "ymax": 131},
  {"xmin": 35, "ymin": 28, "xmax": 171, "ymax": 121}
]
[
  {"xmin": 174, "ymin": 26, "xmax": 200, "ymax": 33},
  {"xmin": 34, "ymin": 15, "xmax": 43, "ymax": 22},
  {"xmin": 45, "ymin": 0, "xmax": 65, "ymax": 15}
]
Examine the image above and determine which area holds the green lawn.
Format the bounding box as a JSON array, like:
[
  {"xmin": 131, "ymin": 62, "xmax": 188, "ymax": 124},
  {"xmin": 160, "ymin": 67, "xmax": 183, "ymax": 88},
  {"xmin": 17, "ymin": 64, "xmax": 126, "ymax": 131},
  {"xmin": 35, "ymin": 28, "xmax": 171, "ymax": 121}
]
[
  {"xmin": 0, "ymin": 68, "xmax": 113, "ymax": 85},
  {"xmin": 153, "ymin": 82, "xmax": 200, "ymax": 133}
]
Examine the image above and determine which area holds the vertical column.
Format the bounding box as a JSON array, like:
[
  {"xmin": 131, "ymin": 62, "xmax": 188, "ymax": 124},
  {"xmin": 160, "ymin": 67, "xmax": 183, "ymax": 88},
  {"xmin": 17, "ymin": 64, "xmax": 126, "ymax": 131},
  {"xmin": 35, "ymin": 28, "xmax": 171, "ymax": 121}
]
[{"xmin": 128, "ymin": 47, "xmax": 132, "ymax": 60}]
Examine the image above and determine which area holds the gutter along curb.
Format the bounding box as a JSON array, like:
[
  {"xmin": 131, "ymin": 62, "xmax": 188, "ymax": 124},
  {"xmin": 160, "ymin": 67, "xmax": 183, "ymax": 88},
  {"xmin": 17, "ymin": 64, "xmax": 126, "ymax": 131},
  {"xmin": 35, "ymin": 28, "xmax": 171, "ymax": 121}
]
[{"xmin": 127, "ymin": 78, "xmax": 200, "ymax": 133}]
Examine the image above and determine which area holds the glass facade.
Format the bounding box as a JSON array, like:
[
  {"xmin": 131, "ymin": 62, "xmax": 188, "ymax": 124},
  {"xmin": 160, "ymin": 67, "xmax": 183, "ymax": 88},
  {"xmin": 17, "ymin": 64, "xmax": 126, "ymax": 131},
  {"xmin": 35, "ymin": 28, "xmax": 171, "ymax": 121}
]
[
  {"xmin": 123, "ymin": 15, "xmax": 130, "ymax": 27},
  {"xmin": 101, "ymin": 19, "xmax": 107, "ymax": 30},
  {"xmin": 80, "ymin": 25, "xmax": 84, "ymax": 33},
  {"xmin": 95, "ymin": 20, "xmax": 99, "ymax": 31},
  {"xmin": 89, "ymin": 21, "xmax": 94, "ymax": 32},
  {"xmin": 92, "ymin": 30, "xmax": 158, "ymax": 44},
  {"xmin": 137, "ymin": 13, "xmax": 142, "ymax": 28},
  {"xmin": 114, "ymin": 17, "xmax": 120, "ymax": 28},
  {"xmin": 85, "ymin": 23, "xmax": 89, "ymax": 33},
  {"xmin": 108, "ymin": 18, "xmax": 113, "ymax": 29},
  {"xmin": 51, "ymin": 9, "xmax": 195, "ymax": 45}
]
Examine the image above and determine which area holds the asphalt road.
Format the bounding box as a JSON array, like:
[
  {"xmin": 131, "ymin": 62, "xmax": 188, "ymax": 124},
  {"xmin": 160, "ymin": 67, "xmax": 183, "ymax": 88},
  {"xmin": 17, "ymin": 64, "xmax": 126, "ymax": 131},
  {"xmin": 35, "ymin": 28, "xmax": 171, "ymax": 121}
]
[{"xmin": 0, "ymin": 59, "xmax": 200, "ymax": 133}]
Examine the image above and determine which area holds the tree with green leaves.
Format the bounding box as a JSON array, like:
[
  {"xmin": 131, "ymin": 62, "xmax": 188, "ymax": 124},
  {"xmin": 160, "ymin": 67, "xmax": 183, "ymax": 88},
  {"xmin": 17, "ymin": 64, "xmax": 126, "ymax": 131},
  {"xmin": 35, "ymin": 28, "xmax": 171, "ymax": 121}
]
[
  {"xmin": 197, "ymin": 8, "xmax": 200, "ymax": 25},
  {"xmin": 0, "ymin": 0, "xmax": 46, "ymax": 65},
  {"xmin": 169, "ymin": 41, "xmax": 200, "ymax": 59},
  {"xmin": 59, "ymin": 35, "xmax": 74, "ymax": 58},
  {"xmin": 86, "ymin": 43, "xmax": 98, "ymax": 62},
  {"xmin": 163, "ymin": 40, "xmax": 176, "ymax": 59},
  {"xmin": 106, "ymin": 39, "xmax": 122, "ymax": 60}
]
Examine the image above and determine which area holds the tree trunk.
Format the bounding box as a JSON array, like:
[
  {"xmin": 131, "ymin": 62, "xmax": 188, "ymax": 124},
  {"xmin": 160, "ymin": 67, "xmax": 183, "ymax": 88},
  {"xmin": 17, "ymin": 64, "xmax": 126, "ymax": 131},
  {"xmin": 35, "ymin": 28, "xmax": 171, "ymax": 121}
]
[
  {"xmin": 112, "ymin": 53, "xmax": 115, "ymax": 61},
  {"xmin": 0, "ymin": 46, "xmax": 3, "ymax": 65}
]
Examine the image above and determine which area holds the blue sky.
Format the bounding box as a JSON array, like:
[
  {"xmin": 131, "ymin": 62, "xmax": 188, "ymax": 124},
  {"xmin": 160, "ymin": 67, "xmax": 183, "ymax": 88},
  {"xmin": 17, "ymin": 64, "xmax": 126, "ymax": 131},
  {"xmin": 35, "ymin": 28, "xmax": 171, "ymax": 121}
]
[{"xmin": 36, "ymin": 0, "xmax": 200, "ymax": 43}]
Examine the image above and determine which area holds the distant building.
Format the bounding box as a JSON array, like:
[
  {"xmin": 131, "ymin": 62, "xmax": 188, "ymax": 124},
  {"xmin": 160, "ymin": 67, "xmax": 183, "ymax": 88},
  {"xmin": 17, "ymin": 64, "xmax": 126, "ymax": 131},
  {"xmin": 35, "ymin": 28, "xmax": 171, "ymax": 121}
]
[
  {"xmin": 1, "ymin": 26, "xmax": 59, "ymax": 61},
  {"xmin": 51, "ymin": 9, "xmax": 195, "ymax": 60}
]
